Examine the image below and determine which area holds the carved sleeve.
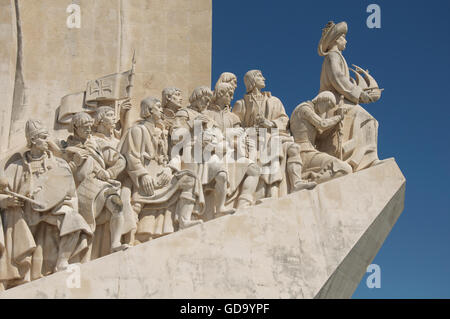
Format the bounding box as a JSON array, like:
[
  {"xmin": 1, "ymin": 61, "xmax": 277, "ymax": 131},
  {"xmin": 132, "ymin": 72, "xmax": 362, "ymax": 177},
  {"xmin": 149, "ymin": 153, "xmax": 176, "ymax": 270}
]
[
  {"xmin": 301, "ymin": 105, "xmax": 341, "ymax": 131},
  {"xmin": 325, "ymin": 52, "xmax": 362, "ymax": 104},
  {"xmin": 232, "ymin": 100, "xmax": 246, "ymax": 125},
  {"xmin": 270, "ymin": 97, "xmax": 289, "ymax": 130},
  {"xmin": 106, "ymin": 151, "xmax": 126, "ymax": 180},
  {"xmin": 123, "ymin": 126, "xmax": 148, "ymax": 185}
]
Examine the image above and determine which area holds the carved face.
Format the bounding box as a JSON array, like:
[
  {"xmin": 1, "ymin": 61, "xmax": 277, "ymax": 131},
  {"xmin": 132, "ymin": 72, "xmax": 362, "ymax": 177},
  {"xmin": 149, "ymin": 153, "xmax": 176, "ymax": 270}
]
[
  {"xmin": 76, "ymin": 122, "xmax": 92, "ymax": 140},
  {"xmin": 254, "ymin": 72, "xmax": 266, "ymax": 89},
  {"xmin": 229, "ymin": 78, "xmax": 237, "ymax": 89},
  {"xmin": 196, "ymin": 95, "xmax": 211, "ymax": 112},
  {"xmin": 336, "ymin": 35, "xmax": 347, "ymax": 51},
  {"xmin": 217, "ymin": 89, "xmax": 234, "ymax": 107},
  {"xmin": 101, "ymin": 110, "xmax": 116, "ymax": 129},
  {"xmin": 151, "ymin": 102, "xmax": 163, "ymax": 121},
  {"xmin": 32, "ymin": 132, "xmax": 49, "ymax": 152},
  {"xmin": 169, "ymin": 90, "xmax": 183, "ymax": 109}
]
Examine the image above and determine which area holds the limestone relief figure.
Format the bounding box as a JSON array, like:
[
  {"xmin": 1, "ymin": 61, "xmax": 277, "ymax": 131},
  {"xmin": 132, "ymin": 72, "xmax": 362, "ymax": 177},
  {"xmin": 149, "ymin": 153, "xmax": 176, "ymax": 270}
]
[
  {"xmin": 316, "ymin": 21, "xmax": 384, "ymax": 171},
  {"xmin": 232, "ymin": 70, "xmax": 315, "ymax": 198},
  {"xmin": 120, "ymin": 97, "xmax": 204, "ymax": 243},
  {"xmin": 62, "ymin": 112, "xmax": 130, "ymax": 259},
  {"xmin": 173, "ymin": 86, "xmax": 235, "ymax": 218},
  {"xmin": 0, "ymin": 120, "xmax": 92, "ymax": 290},
  {"xmin": 206, "ymin": 82, "xmax": 260, "ymax": 209},
  {"xmin": 214, "ymin": 72, "xmax": 238, "ymax": 92},
  {"xmin": 290, "ymin": 91, "xmax": 353, "ymax": 183}
]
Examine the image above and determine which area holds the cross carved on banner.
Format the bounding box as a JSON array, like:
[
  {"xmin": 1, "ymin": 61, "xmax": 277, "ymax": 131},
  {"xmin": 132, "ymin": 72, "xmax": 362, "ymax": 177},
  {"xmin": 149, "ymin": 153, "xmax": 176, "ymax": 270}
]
[{"xmin": 90, "ymin": 79, "xmax": 112, "ymax": 97}]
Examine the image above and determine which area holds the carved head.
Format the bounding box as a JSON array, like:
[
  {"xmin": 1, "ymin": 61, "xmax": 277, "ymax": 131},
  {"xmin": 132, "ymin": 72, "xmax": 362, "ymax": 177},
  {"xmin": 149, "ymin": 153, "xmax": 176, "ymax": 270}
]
[
  {"xmin": 189, "ymin": 86, "xmax": 213, "ymax": 112},
  {"xmin": 244, "ymin": 70, "xmax": 265, "ymax": 93},
  {"xmin": 71, "ymin": 112, "xmax": 94, "ymax": 140},
  {"xmin": 162, "ymin": 87, "xmax": 183, "ymax": 110},
  {"xmin": 312, "ymin": 91, "xmax": 337, "ymax": 114},
  {"xmin": 215, "ymin": 72, "xmax": 237, "ymax": 91},
  {"xmin": 140, "ymin": 97, "xmax": 163, "ymax": 121},
  {"xmin": 318, "ymin": 21, "xmax": 348, "ymax": 56},
  {"xmin": 213, "ymin": 82, "xmax": 235, "ymax": 107},
  {"xmin": 94, "ymin": 106, "xmax": 116, "ymax": 130},
  {"xmin": 25, "ymin": 119, "xmax": 49, "ymax": 151}
]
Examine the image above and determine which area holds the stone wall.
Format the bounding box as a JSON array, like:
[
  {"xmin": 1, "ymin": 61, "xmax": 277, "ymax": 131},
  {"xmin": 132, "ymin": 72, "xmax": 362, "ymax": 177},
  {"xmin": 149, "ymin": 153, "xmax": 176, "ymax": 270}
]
[{"xmin": 0, "ymin": 0, "xmax": 211, "ymax": 156}]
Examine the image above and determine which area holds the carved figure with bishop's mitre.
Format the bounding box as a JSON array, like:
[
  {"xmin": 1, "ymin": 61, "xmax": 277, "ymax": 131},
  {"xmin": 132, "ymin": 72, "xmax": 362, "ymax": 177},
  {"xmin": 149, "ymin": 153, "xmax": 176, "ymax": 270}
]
[
  {"xmin": 173, "ymin": 86, "xmax": 235, "ymax": 218},
  {"xmin": 232, "ymin": 70, "xmax": 315, "ymax": 199},
  {"xmin": 206, "ymin": 82, "xmax": 260, "ymax": 209},
  {"xmin": 120, "ymin": 97, "xmax": 204, "ymax": 243},
  {"xmin": 62, "ymin": 112, "xmax": 130, "ymax": 259},
  {"xmin": 290, "ymin": 91, "xmax": 353, "ymax": 183},
  {"xmin": 317, "ymin": 21, "xmax": 383, "ymax": 171},
  {"xmin": 0, "ymin": 120, "xmax": 92, "ymax": 289}
]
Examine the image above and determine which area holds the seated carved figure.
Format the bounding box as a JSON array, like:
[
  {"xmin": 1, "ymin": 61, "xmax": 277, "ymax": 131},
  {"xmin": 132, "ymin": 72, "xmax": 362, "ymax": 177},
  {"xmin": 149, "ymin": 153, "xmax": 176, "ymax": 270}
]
[
  {"xmin": 0, "ymin": 120, "xmax": 92, "ymax": 289},
  {"xmin": 120, "ymin": 97, "xmax": 204, "ymax": 243},
  {"xmin": 232, "ymin": 70, "xmax": 315, "ymax": 198},
  {"xmin": 290, "ymin": 92, "xmax": 353, "ymax": 183},
  {"xmin": 173, "ymin": 86, "xmax": 235, "ymax": 218},
  {"xmin": 62, "ymin": 112, "xmax": 129, "ymax": 259},
  {"xmin": 317, "ymin": 21, "xmax": 383, "ymax": 171}
]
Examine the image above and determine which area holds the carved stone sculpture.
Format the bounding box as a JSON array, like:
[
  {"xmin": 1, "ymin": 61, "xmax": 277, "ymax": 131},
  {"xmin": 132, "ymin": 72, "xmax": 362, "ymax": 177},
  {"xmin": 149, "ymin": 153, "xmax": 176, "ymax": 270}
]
[
  {"xmin": 317, "ymin": 21, "xmax": 383, "ymax": 171},
  {"xmin": 0, "ymin": 120, "xmax": 92, "ymax": 290},
  {"xmin": 206, "ymin": 82, "xmax": 260, "ymax": 208},
  {"xmin": 214, "ymin": 72, "xmax": 238, "ymax": 92},
  {"xmin": 290, "ymin": 91, "xmax": 353, "ymax": 183},
  {"xmin": 62, "ymin": 112, "xmax": 129, "ymax": 259},
  {"xmin": 233, "ymin": 70, "xmax": 315, "ymax": 198},
  {"xmin": 161, "ymin": 87, "xmax": 184, "ymax": 122},
  {"xmin": 173, "ymin": 86, "xmax": 235, "ymax": 217},
  {"xmin": 120, "ymin": 97, "xmax": 204, "ymax": 243}
]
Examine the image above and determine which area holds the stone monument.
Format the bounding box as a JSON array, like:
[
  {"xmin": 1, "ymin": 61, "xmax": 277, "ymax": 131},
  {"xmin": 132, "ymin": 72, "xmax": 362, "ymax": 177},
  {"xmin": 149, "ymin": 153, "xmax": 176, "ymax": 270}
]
[{"xmin": 0, "ymin": 1, "xmax": 405, "ymax": 299}]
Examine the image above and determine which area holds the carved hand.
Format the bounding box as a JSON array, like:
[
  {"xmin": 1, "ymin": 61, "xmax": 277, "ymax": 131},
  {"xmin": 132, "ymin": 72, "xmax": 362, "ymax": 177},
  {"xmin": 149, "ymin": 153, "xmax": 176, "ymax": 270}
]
[
  {"xmin": 97, "ymin": 169, "xmax": 111, "ymax": 181},
  {"xmin": 233, "ymin": 127, "xmax": 245, "ymax": 137},
  {"xmin": 73, "ymin": 150, "xmax": 90, "ymax": 166},
  {"xmin": 157, "ymin": 168, "xmax": 172, "ymax": 187},
  {"xmin": 140, "ymin": 175, "xmax": 154, "ymax": 196},
  {"xmin": 246, "ymin": 137, "xmax": 256, "ymax": 151},
  {"xmin": 3, "ymin": 196, "xmax": 24, "ymax": 208},
  {"xmin": 195, "ymin": 114, "xmax": 210, "ymax": 124},
  {"xmin": 120, "ymin": 98, "xmax": 132, "ymax": 112}
]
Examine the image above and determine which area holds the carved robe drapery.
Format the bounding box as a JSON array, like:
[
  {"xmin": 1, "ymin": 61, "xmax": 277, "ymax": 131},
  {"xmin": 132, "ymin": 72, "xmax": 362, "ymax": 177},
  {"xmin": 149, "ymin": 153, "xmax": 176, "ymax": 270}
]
[
  {"xmin": 232, "ymin": 92, "xmax": 292, "ymax": 197},
  {"xmin": 205, "ymin": 104, "xmax": 258, "ymax": 205},
  {"xmin": 63, "ymin": 136, "xmax": 130, "ymax": 259},
  {"xmin": 318, "ymin": 50, "xmax": 379, "ymax": 171},
  {"xmin": 0, "ymin": 151, "xmax": 92, "ymax": 288},
  {"xmin": 120, "ymin": 120, "xmax": 204, "ymax": 240},
  {"xmin": 290, "ymin": 101, "xmax": 352, "ymax": 182}
]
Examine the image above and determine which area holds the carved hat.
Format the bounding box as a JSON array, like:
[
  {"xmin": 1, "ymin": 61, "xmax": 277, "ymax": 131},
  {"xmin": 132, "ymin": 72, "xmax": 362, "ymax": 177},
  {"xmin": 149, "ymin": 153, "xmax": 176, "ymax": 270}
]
[
  {"xmin": 318, "ymin": 21, "xmax": 348, "ymax": 56},
  {"xmin": 25, "ymin": 119, "xmax": 48, "ymax": 146}
]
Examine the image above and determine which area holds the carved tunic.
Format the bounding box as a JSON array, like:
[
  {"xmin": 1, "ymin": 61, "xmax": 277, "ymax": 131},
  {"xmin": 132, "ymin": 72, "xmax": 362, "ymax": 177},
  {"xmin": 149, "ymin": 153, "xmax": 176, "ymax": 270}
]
[
  {"xmin": 0, "ymin": 151, "xmax": 92, "ymax": 287},
  {"xmin": 232, "ymin": 92, "xmax": 289, "ymax": 131},
  {"xmin": 233, "ymin": 92, "xmax": 292, "ymax": 195},
  {"xmin": 290, "ymin": 101, "xmax": 352, "ymax": 181},
  {"xmin": 320, "ymin": 51, "xmax": 362, "ymax": 104}
]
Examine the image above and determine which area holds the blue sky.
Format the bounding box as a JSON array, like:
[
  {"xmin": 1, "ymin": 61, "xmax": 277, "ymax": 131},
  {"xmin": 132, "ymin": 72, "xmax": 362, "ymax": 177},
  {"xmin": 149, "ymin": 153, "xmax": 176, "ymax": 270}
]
[{"xmin": 211, "ymin": 0, "xmax": 450, "ymax": 298}]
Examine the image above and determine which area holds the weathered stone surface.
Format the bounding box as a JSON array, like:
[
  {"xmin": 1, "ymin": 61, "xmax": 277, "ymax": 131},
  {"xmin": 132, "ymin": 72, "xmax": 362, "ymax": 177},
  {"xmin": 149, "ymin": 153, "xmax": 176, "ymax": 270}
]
[
  {"xmin": 0, "ymin": 0, "xmax": 212, "ymax": 154},
  {"xmin": 0, "ymin": 158, "xmax": 405, "ymax": 298}
]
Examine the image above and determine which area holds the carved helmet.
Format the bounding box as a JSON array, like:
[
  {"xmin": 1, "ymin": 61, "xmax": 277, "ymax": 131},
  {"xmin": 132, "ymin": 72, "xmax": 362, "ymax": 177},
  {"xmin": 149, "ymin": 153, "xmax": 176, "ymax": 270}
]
[{"xmin": 25, "ymin": 119, "xmax": 48, "ymax": 147}]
